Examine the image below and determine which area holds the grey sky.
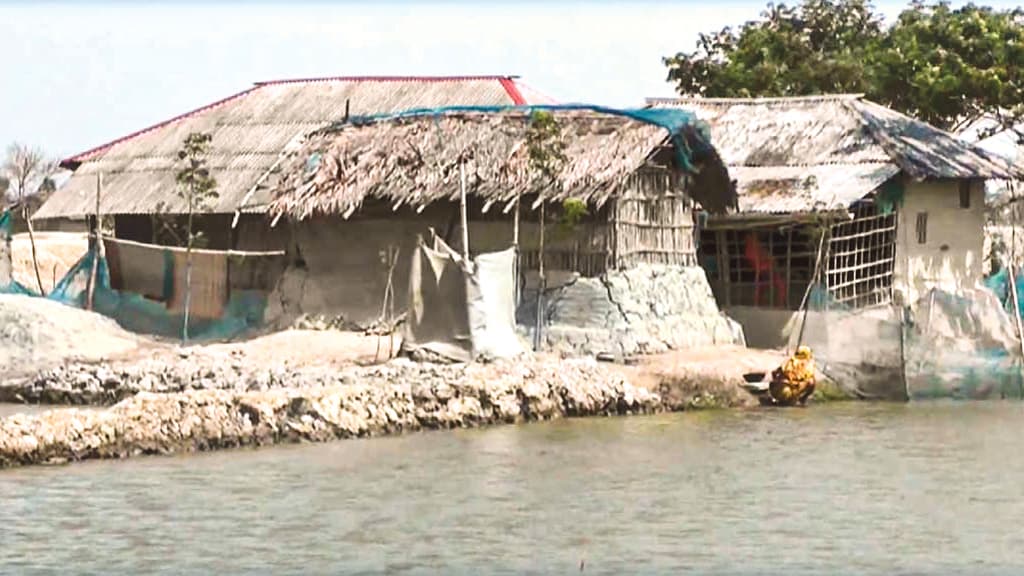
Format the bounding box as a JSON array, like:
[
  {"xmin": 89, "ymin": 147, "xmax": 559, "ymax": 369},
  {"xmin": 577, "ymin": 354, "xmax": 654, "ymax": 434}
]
[{"xmin": 1, "ymin": 0, "xmax": 1019, "ymax": 158}]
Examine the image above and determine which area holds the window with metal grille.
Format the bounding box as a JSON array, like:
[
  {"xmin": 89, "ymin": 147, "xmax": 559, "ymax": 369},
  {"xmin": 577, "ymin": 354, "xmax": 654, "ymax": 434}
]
[
  {"xmin": 959, "ymin": 181, "xmax": 971, "ymax": 209},
  {"xmin": 916, "ymin": 212, "xmax": 928, "ymax": 244}
]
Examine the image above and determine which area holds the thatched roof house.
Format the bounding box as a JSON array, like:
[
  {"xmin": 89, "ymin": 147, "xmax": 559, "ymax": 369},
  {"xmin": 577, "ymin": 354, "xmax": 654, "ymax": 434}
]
[
  {"xmin": 645, "ymin": 94, "xmax": 1024, "ymax": 346},
  {"xmin": 34, "ymin": 76, "xmax": 554, "ymax": 221},
  {"xmin": 262, "ymin": 105, "xmax": 742, "ymax": 357},
  {"xmin": 267, "ymin": 105, "xmax": 736, "ymax": 220},
  {"xmin": 646, "ymin": 94, "xmax": 1024, "ymax": 216}
]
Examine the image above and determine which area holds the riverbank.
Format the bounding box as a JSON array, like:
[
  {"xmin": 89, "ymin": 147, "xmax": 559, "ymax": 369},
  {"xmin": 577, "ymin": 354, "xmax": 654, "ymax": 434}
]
[
  {"xmin": 0, "ymin": 358, "xmax": 662, "ymax": 467},
  {"xmin": 0, "ymin": 346, "xmax": 832, "ymax": 468}
]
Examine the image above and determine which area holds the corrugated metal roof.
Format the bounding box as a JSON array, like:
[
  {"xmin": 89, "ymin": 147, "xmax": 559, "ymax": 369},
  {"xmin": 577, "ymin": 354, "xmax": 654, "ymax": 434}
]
[
  {"xmin": 731, "ymin": 163, "xmax": 901, "ymax": 214},
  {"xmin": 647, "ymin": 94, "xmax": 1024, "ymax": 214},
  {"xmin": 35, "ymin": 76, "xmax": 554, "ymax": 219}
]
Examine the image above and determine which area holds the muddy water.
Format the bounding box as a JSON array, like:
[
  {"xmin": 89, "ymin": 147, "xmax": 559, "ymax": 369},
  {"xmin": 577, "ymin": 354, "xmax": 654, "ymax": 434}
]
[{"xmin": 2, "ymin": 401, "xmax": 1024, "ymax": 574}]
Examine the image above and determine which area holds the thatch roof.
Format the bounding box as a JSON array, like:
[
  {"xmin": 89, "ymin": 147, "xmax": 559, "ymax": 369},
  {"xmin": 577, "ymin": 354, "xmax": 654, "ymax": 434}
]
[
  {"xmin": 646, "ymin": 94, "xmax": 1024, "ymax": 214},
  {"xmin": 34, "ymin": 76, "xmax": 554, "ymax": 220},
  {"xmin": 266, "ymin": 106, "xmax": 735, "ymax": 220}
]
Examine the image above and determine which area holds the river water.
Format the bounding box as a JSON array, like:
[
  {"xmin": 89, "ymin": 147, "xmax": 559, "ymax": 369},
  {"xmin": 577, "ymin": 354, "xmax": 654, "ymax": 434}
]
[{"xmin": 2, "ymin": 401, "xmax": 1024, "ymax": 575}]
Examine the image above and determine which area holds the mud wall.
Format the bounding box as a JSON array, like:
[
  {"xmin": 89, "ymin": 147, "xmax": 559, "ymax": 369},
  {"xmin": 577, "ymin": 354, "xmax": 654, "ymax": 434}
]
[{"xmin": 518, "ymin": 264, "xmax": 744, "ymax": 357}]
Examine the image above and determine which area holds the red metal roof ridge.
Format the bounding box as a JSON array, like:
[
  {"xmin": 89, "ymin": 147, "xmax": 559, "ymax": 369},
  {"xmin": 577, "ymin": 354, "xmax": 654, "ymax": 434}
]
[
  {"xmin": 254, "ymin": 75, "xmax": 521, "ymax": 86},
  {"xmin": 61, "ymin": 85, "xmax": 261, "ymax": 167},
  {"xmin": 498, "ymin": 77, "xmax": 526, "ymax": 105}
]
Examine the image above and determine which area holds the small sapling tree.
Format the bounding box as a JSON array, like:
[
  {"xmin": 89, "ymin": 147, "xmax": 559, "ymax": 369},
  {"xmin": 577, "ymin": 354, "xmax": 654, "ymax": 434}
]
[{"xmin": 175, "ymin": 132, "xmax": 218, "ymax": 342}]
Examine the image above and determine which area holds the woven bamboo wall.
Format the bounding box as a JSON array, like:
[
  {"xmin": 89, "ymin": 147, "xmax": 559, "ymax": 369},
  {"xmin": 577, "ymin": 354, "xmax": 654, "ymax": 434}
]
[
  {"xmin": 517, "ymin": 221, "xmax": 612, "ymax": 277},
  {"xmin": 610, "ymin": 170, "xmax": 697, "ymax": 269}
]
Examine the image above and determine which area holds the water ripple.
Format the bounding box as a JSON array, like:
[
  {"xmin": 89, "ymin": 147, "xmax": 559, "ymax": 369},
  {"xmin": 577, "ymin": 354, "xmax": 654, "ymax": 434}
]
[{"xmin": 2, "ymin": 401, "xmax": 1024, "ymax": 574}]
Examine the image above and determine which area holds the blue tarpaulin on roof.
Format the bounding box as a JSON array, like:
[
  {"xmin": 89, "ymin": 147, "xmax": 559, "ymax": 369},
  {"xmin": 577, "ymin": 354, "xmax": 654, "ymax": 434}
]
[{"xmin": 338, "ymin": 104, "xmax": 713, "ymax": 174}]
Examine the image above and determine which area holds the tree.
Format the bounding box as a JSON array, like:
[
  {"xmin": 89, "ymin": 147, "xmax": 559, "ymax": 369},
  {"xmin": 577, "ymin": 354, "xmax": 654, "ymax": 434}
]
[
  {"xmin": 524, "ymin": 110, "xmax": 568, "ymax": 351},
  {"xmin": 2, "ymin": 143, "xmax": 58, "ymax": 294},
  {"xmin": 663, "ymin": 0, "xmax": 1024, "ymax": 136},
  {"xmin": 874, "ymin": 1, "xmax": 1024, "ymax": 134},
  {"xmin": 175, "ymin": 132, "xmax": 218, "ymax": 343}
]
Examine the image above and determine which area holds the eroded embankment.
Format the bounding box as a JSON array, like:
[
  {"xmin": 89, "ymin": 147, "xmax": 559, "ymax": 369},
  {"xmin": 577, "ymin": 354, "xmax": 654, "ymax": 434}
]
[
  {"xmin": 0, "ymin": 359, "xmax": 670, "ymax": 468},
  {"xmin": 0, "ymin": 345, "xmax": 845, "ymax": 469}
]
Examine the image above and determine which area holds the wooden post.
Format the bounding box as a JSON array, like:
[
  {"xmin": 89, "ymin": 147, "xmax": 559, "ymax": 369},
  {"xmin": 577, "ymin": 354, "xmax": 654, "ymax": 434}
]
[
  {"xmin": 183, "ymin": 180, "xmax": 194, "ymax": 343},
  {"xmin": 86, "ymin": 173, "xmax": 102, "ymax": 310},
  {"xmin": 785, "ymin": 227, "xmax": 793, "ymax": 309},
  {"xmin": 533, "ymin": 203, "xmax": 546, "ymax": 351},
  {"xmin": 1006, "ymin": 180, "xmax": 1024, "ymax": 394},
  {"xmin": 511, "ymin": 195, "xmax": 522, "ymax": 307},
  {"xmin": 459, "ymin": 161, "xmax": 470, "ymax": 261},
  {"xmin": 768, "ymin": 231, "xmax": 775, "ymax": 307},
  {"xmin": 512, "ymin": 195, "xmax": 520, "ymax": 246},
  {"xmin": 715, "ymin": 229, "xmax": 728, "ymax": 306},
  {"xmin": 795, "ymin": 224, "xmax": 828, "ymax": 350}
]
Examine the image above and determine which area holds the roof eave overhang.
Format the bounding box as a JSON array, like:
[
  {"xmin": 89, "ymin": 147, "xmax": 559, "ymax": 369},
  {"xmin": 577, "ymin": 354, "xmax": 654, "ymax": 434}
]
[{"xmin": 704, "ymin": 209, "xmax": 853, "ymax": 229}]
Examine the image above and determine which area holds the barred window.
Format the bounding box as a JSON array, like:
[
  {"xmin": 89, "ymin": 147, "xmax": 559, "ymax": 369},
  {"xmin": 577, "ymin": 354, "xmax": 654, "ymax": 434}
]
[{"xmin": 959, "ymin": 181, "xmax": 971, "ymax": 209}]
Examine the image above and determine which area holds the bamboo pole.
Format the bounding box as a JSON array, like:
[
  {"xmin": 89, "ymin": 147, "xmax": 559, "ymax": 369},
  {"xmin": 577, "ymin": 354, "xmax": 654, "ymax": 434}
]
[
  {"xmin": 512, "ymin": 195, "xmax": 520, "ymax": 246},
  {"xmin": 533, "ymin": 203, "xmax": 546, "ymax": 352},
  {"xmin": 794, "ymin": 224, "xmax": 828, "ymax": 351},
  {"xmin": 183, "ymin": 179, "xmax": 194, "ymax": 343},
  {"xmin": 459, "ymin": 161, "xmax": 469, "ymax": 261},
  {"xmin": 785, "ymin": 226, "xmax": 793, "ymax": 309},
  {"xmin": 86, "ymin": 173, "xmax": 102, "ymax": 310},
  {"xmin": 512, "ymin": 194, "xmax": 521, "ymax": 307},
  {"xmin": 898, "ymin": 202, "xmax": 911, "ymax": 402},
  {"xmin": 1006, "ymin": 181, "xmax": 1024, "ymax": 395}
]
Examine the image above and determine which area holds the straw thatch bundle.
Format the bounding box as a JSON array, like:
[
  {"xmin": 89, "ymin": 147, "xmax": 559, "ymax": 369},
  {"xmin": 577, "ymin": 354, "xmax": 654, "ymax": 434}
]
[{"xmin": 268, "ymin": 109, "xmax": 731, "ymax": 220}]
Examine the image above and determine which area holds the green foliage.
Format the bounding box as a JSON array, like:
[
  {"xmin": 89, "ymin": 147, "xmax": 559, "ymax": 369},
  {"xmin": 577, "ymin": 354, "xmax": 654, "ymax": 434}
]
[
  {"xmin": 664, "ymin": 0, "xmax": 1024, "ymax": 134},
  {"xmin": 175, "ymin": 132, "xmax": 218, "ymax": 342},
  {"xmin": 525, "ymin": 110, "xmax": 567, "ymax": 184},
  {"xmin": 174, "ymin": 132, "xmax": 218, "ymax": 248},
  {"xmin": 873, "ymin": 1, "xmax": 1024, "ymax": 132},
  {"xmin": 524, "ymin": 111, "xmax": 588, "ymax": 238},
  {"xmin": 558, "ymin": 198, "xmax": 589, "ymax": 234},
  {"xmin": 176, "ymin": 133, "xmax": 218, "ymax": 213}
]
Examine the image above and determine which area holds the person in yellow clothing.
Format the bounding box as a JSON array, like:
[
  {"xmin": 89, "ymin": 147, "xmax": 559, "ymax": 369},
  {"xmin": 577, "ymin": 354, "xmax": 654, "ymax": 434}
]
[{"xmin": 769, "ymin": 346, "xmax": 816, "ymax": 406}]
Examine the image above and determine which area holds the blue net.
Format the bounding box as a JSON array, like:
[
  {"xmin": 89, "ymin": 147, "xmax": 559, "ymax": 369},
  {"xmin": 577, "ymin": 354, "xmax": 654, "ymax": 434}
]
[
  {"xmin": 0, "ymin": 210, "xmax": 36, "ymax": 295},
  {"xmin": 982, "ymin": 266, "xmax": 1024, "ymax": 319},
  {"xmin": 807, "ymin": 282, "xmax": 847, "ymax": 311},
  {"xmin": 75, "ymin": 247, "xmax": 267, "ymax": 341},
  {"xmin": 1, "ymin": 211, "xmax": 267, "ymax": 341}
]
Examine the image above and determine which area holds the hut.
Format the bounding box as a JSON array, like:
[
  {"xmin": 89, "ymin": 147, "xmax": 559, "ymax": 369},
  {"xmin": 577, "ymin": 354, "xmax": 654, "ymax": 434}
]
[
  {"xmin": 266, "ymin": 105, "xmax": 743, "ymax": 357},
  {"xmin": 647, "ymin": 95, "xmax": 1024, "ymax": 350},
  {"xmin": 28, "ymin": 76, "xmax": 553, "ymax": 328},
  {"xmin": 33, "ymin": 75, "xmax": 555, "ymax": 253}
]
